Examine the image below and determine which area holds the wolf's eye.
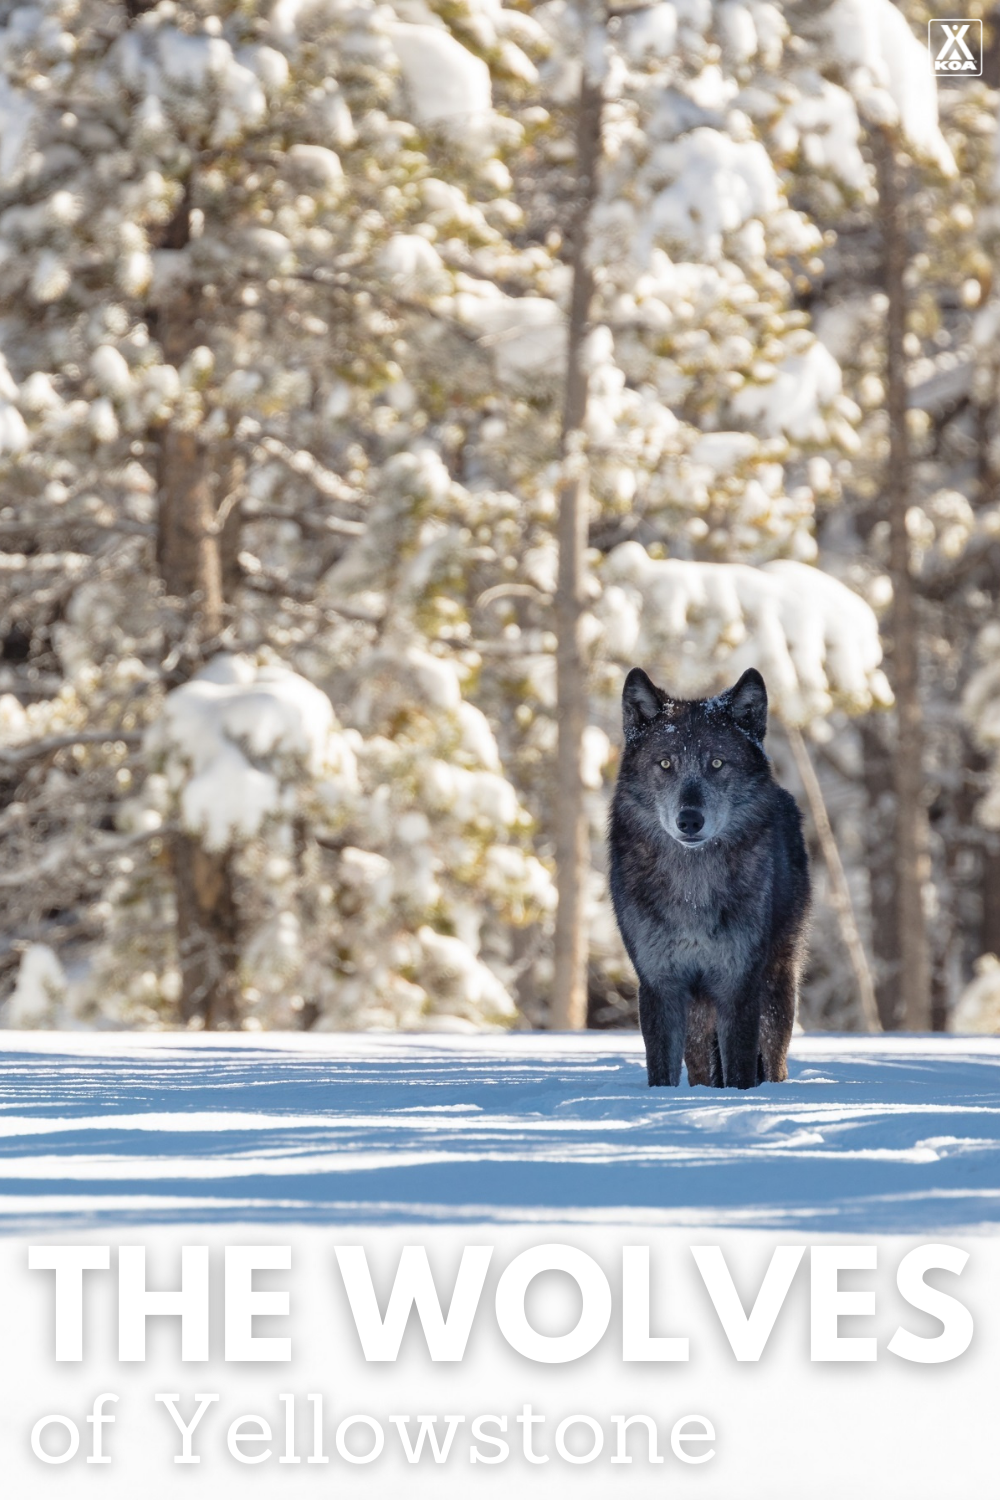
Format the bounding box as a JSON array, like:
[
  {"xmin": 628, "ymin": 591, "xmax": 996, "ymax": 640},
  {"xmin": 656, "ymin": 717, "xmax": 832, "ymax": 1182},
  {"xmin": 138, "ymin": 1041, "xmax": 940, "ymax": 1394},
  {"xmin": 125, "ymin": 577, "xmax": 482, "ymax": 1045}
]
[
  {"xmin": 659, "ymin": 758, "xmax": 672, "ymax": 770},
  {"xmin": 711, "ymin": 758, "xmax": 723, "ymax": 769}
]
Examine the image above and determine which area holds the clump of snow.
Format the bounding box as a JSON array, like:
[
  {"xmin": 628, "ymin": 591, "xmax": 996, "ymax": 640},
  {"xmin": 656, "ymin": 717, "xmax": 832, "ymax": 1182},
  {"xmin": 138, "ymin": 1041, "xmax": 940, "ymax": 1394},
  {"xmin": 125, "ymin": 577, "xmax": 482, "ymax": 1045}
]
[
  {"xmin": 482, "ymin": 847, "xmax": 556, "ymax": 917},
  {"xmin": 821, "ymin": 0, "xmax": 956, "ymax": 177},
  {"xmin": 772, "ymin": 74, "xmax": 868, "ymax": 194},
  {"xmin": 912, "ymin": 491, "xmax": 977, "ymax": 564},
  {"xmin": 716, "ymin": 1, "xmax": 759, "ymax": 64},
  {"xmin": 146, "ymin": 655, "xmax": 357, "ymax": 851},
  {"xmin": 690, "ymin": 431, "xmax": 759, "ymax": 474},
  {"xmin": 30, "ymin": 250, "xmax": 73, "ymax": 304},
  {"xmin": 241, "ymin": 909, "xmax": 304, "ymax": 994},
  {"xmin": 581, "ymin": 725, "xmax": 611, "ymax": 790},
  {"xmin": 0, "ymin": 350, "xmax": 27, "ymax": 454},
  {"xmin": 0, "ymin": 75, "xmax": 36, "ymax": 180},
  {"xmin": 649, "ymin": 128, "xmax": 781, "ymax": 258},
  {"xmin": 286, "ymin": 143, "xmax": 343, "ymax": 191},
  {"xmin": 390, "ymin": 23, "xmax": 495, "ymax": 154},
  {"xmin": 456, "ymin": 700, "xmax": 501, "ymax": 773},
  {"xmin": 733, "ymin": 341, "xmax": 856, "ymax": 446},
  {"xmin": 113, "ymin": 23, "xmax": 273, "ymax": 151},
  {"xmin": 813, "ymin": 297, "xmax": 877, "ymax": 364},
  {"xmin": 952, "ymin": 954, "xmax": 1000, "ymax": 1034},
  {"xmin": 339, "ymin": 847, "xmax": 395, "ymax": 914},
  {"xmin": 451, "ymin": 281, "xmax": 566, "ymax": 390},
  {"xmin": 3, "ymin": 945, "xmax": 68, "ymax": 1028},
  {"xmin": 351, "ymin": 643, "xmax": 465, "ymax": 728},
  {"xmin": 0, "ymin": 691, "xmax": 29, "ymax": 744},
  {"xmin": 622, "ymin": 3, "xmax": 677, "ymax": 61},
  {"xmin": 600, "ymin": 543, "xmax": 892, "ymax": 724},
  {"xmin": 522, "ymin": 541, "xmax": 558, "ymax": 595},
  {"xmin": 420, "ymin": 760, "xmax": 521, "ymax": 828},
  {"xmin": 415, "ymin": 926, "xmax": 517, "ymax": 1026},
  {"xmin": 377, "ymin": 234, "xmax": 450, "ymax": 294},
  {"xmin": 90, "ymin": 346, "xmax": 132, "ymax": 398}
]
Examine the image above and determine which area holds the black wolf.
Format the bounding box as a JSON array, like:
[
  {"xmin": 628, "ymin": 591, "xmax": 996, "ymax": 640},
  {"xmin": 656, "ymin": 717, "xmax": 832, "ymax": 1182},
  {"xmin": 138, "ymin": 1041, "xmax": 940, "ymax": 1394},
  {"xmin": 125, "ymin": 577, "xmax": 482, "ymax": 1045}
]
[{"xmin": 608, "ymin": 667, "xmax": 810, "ymax": 1089}]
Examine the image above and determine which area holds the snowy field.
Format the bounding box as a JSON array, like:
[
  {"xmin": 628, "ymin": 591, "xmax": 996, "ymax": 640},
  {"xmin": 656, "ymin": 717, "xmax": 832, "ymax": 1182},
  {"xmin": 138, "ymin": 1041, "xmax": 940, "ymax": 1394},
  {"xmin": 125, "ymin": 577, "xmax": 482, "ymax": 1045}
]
[
  {"xmin": 2, "ymin": 1032, "xmax": 998, "ymax": 1497},
  {"xmin": 1, "ymin": 1031, "xmax": 999, "ymax": 1234}
]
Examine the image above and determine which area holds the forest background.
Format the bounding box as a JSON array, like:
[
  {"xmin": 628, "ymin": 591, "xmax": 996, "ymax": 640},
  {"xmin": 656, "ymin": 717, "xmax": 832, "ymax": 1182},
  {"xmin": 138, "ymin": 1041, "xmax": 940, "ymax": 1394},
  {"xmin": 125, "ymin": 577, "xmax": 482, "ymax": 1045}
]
[{"xmin": 3, "ymin": 0, "xmax": 1000, "ymax": 1039}]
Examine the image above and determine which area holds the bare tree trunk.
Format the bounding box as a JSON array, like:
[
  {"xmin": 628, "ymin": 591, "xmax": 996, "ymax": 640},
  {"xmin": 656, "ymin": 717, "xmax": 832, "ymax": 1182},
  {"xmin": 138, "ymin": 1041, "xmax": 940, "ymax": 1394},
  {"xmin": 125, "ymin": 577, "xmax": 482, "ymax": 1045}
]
[
  {"xmin": 982, "ymin": 837, "xmax": 1000, "ymax": 957},
  {"xmin": 551, "ymin": 35, "xmax": 603, "ymax": 1030},
  {"xmin": 874, "ymin": 128, "xmax": 932, "ymax": 1032},
  {"xmin": 972, "ymin": 362, "xmax": 1000, "ymax": 975},
  {"xmin": 157, "ymin": 428, "xmax": 224, "ymax": 639},
  {"xmin": 968, "ymin": 743, "xmax": 1000, "ymax": 965},
  {"xmin": 170, "ymin": 840, "xmax": 241, "ymax": 1028},
  {"xmin": 859, "ymin": 717, "xmax": 901, "ymax": 1026},
  {"xmin": 153, "ymin": 196, "xmax": 241, "ymax": 1029},
  {"xmin": 787, "ymin": 728, "xmax": 881, "ymax": 1033},
  {"xmin": 218, "ymin": 449, "xmax": 247, "ymax": 604}
]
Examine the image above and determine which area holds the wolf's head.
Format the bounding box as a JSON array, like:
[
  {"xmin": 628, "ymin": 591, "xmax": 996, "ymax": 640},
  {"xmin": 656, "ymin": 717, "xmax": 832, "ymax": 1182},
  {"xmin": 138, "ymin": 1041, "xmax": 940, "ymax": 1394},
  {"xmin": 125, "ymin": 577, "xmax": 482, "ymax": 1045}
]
[{"xmin": 617, "ymin": 667, "xmax": 773, "ymax": 849}]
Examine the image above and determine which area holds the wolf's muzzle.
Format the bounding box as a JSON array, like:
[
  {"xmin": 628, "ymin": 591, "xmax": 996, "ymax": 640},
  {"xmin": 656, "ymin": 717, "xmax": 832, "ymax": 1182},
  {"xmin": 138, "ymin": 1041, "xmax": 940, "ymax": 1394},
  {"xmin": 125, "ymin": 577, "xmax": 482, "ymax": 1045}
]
[{"xmin": 677, "ymin": 807, "xmax": 705, "ymax": 838}]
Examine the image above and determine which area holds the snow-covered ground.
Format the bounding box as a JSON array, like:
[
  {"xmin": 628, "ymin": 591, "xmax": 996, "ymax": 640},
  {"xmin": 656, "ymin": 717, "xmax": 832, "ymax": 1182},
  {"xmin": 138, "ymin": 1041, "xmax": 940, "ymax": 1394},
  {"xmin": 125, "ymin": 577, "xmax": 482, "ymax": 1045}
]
[
  {"xmin": 2, "ymin": 1033, "xmax": 998, "ymax": 1496},
  {"xmin": 1, "ymin": 1031, "xmax": 998, "ymax": 1234}
]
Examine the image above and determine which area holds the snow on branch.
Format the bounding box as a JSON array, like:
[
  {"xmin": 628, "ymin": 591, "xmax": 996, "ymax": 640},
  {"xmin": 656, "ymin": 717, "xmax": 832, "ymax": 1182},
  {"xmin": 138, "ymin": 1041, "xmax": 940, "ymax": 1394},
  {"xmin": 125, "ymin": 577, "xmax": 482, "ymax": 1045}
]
[
  {"xmin": 821, "ymin": 0, "xmax": 957, "ymax": 175},
  {"xmin": 0, "ymin": 351, "xmax": 27, "ymax": 454},
  {"xmin": 598, "ymin": 543, "xmax": 892, "ymax": 725},
  {"xmin": 2, "ymin": 944, "xmax": 67, "ymax": 1029},
  {"xmin": 390, "ymin": 24, "xmax": 494, "ymax": 152},
  {"xmin": 449, "ymin": 279, "xmax": 567, "ymax": 391},
  {"xmin": 111, "ymin": 22, "xmax": 281, "ymax": 150},
  {"xmin": 145, "ymin": 655, "xmax": 358, "ymax": 851},
  {"xmin": 0, "ymin": 74, "xmax": 37, "ymax": 182},
  {"xmin": 732, "ymin": 340, "xmax": 859, "ymax": 447},
  {"xmin": 648, "ymin": 128, "xmax": 782, "ymax": 259}
]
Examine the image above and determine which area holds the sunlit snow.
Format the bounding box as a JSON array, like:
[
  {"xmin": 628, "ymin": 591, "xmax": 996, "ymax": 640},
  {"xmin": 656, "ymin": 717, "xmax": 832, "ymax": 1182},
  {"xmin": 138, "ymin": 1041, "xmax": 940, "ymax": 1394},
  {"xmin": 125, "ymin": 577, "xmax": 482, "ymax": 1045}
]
[{"xmin": 0, "ymin": 1034, "xmax": 998, "ymax": 1234}]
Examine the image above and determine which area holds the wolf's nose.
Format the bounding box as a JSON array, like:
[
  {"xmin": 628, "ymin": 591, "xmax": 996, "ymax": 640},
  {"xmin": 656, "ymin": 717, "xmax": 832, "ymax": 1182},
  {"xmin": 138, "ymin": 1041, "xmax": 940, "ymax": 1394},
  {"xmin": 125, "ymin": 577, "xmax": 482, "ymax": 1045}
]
[{"xmin": 677, "ymin": 807, "xmax": 704, "ymax": 837}]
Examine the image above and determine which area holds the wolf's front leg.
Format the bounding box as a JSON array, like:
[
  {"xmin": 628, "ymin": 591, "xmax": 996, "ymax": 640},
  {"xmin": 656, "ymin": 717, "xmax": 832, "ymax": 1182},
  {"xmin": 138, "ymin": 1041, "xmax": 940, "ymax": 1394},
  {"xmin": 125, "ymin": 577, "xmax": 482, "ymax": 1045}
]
[
  {"xmin": 684, "ymin": 996, "xmax": 721, "ymax": 1087},
  {"xmin": 714, "ymin": 971, "xmax": 765, "ymax": 1090},
  {"xmin": 638, "ymin": 979, "xmax": 686, "ymax": 1086},
  {"xmin": 760, "ymin": 938, "xmax": 799, "ymax": 1082}
]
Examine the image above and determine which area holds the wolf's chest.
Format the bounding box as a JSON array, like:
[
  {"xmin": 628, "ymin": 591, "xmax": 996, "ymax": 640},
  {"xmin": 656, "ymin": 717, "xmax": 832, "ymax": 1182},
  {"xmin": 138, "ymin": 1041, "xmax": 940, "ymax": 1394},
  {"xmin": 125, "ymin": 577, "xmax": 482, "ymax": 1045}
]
[
  {"xmin": 629, "ymin": 894, "xmax": 738, "ymax": 957},
  {"xmin": 617, "ymin": 853, "xmax": 771, "ymax": 982}
]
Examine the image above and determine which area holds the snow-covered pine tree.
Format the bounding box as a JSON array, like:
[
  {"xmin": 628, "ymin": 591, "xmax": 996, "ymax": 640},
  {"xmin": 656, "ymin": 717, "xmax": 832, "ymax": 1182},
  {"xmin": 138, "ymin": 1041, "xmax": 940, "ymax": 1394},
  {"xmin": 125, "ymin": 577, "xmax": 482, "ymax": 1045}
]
[
  {"xmin": 0, "ymin": 0, "xmax": 926, "ymax": 1035},
  {"xmin": 0, "ymin": 0, "xmax": 557, "ymax": 1029},
  {"xmin": 771, "ymin": 0, "xmax": 1000, "ymax": 1029}
]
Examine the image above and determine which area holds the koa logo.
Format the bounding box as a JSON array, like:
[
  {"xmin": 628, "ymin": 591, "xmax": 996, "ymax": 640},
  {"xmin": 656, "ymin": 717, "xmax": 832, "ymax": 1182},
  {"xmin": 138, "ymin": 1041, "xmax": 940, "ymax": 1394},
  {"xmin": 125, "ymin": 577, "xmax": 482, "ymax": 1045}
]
[{"xmin": 928, "ymin": 19, "xmax": 983, "ymax": 75}]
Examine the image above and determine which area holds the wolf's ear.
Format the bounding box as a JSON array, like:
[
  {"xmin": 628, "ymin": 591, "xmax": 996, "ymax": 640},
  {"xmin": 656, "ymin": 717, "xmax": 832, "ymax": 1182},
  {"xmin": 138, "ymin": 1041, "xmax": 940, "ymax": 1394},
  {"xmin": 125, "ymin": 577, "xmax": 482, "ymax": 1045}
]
[
  {"xmin": 622, "ymin": 667, "xmax": 666, "ymax": 736},
  {"xmin": 724, "ymin": 668, "xmax": 768, "ymax": 744}
]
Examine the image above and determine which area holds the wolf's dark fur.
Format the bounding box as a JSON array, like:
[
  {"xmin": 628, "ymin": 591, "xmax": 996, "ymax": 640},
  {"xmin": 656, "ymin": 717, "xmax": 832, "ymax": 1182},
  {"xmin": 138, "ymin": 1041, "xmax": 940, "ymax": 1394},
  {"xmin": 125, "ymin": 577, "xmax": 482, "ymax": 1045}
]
[{"xmin": 608, "ymin": 667, "xmax": 810, "ymax": 1090}]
